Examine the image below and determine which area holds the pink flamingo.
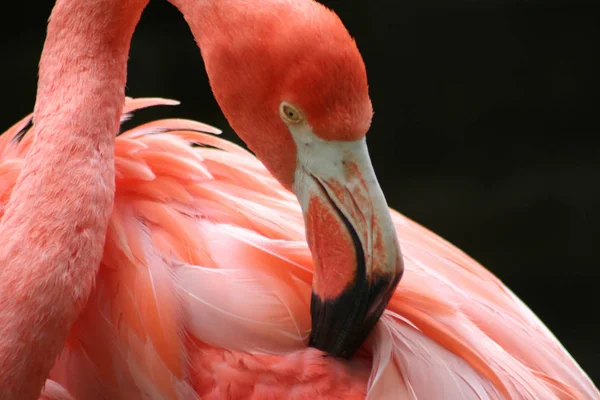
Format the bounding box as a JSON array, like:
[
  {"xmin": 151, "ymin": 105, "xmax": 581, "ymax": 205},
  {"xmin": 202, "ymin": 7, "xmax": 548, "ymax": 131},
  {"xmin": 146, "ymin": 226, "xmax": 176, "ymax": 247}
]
[{"xmin": 0, "ymin": 0, "xmax": 597, "ymax": 399}]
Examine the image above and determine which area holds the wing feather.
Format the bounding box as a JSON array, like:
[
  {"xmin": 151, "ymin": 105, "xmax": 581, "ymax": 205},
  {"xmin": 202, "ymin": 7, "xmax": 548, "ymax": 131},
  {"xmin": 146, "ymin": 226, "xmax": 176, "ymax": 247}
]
[{"xmin": 1, "ymin": 97, "xmax": 597, "ymax": 399}]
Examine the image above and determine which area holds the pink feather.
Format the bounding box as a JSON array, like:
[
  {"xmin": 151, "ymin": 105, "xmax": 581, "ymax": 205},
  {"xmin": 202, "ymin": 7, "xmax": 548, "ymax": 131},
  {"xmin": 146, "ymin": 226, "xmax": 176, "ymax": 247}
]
[{"xmin": 1, "ymin": 98, "xmax": 597, "ymax": 399}]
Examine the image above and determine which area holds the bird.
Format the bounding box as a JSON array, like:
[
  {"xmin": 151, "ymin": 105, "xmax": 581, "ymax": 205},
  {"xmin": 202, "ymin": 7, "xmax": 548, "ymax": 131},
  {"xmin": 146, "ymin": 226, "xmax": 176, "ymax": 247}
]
[{"xmin": 0, "ymin": 0, "xmax": 598, "ymax": 399}]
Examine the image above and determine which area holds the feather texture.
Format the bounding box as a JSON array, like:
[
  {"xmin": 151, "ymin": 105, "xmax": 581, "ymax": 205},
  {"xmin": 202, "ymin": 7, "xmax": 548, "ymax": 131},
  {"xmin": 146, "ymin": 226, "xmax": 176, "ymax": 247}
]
[
  {"xmin": 39, "ymin": 380, "xmax": 75, "ymax": 400},
  {"xmin": 1, "ymin": 98, "xmax": 597, "ymax": 399}
]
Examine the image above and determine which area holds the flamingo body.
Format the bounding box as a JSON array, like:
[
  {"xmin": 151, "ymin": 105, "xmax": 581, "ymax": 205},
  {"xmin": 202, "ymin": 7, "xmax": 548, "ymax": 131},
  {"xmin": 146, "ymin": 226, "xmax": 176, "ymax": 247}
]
[
  {"xmin": 0, "ymin": 0, "xmax": 598, "ymax": 398},
  {"xmin": 1, "ymin": 98, "xmax": 597, "ymax": 399}
]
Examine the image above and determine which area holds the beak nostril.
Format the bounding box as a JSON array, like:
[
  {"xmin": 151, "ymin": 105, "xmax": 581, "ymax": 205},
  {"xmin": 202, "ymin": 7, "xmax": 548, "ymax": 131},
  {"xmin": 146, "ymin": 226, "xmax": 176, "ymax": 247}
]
[{"xmin": 310, "ymin": 174, "xmax": 366, "ymax": 270}]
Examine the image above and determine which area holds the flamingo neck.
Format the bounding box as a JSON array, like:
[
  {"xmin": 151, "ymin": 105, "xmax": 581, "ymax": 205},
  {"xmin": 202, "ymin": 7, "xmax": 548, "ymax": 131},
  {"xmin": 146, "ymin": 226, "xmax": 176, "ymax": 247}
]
[
  {"xmin": 167, "ymin": 0, "xmax": 208, "ymax": 38},
  {"xmin": 0, "ymin": 0, "xmax": 148, "ymax": 398}
]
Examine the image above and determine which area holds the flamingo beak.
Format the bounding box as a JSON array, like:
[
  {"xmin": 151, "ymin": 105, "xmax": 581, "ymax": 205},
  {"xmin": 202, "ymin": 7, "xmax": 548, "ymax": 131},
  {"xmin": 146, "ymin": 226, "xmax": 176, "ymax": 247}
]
[{"xmin": 292, "ymin": 133, "xmax": 404, "ymax": 359}]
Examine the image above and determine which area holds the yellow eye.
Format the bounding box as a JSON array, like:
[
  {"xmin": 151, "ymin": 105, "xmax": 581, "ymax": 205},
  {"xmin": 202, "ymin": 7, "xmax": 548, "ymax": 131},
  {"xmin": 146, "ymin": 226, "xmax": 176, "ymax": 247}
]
[{"xmin": 280, "ymin": 102, "xmax": 303, "ymax": 124}]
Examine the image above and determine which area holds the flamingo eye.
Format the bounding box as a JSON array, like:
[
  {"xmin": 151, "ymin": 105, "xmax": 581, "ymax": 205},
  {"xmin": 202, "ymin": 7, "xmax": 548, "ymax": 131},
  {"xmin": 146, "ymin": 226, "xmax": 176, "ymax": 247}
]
[{"xmin": 280, "ymin": 102, "xmax": 303, "ymax": 124}]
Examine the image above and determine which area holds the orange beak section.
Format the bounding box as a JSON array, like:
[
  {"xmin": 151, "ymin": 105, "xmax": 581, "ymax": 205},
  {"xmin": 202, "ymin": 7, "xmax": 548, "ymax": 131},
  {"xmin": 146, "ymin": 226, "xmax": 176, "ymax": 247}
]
[{"xmin": 293, "ymin": 137, "xmax": 404, "ymax": 359}]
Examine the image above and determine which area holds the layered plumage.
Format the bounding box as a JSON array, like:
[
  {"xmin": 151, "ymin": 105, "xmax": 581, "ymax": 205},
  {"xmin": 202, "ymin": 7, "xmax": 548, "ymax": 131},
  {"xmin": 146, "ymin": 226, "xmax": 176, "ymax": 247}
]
[{"xmin": 1, "ymin": 98, "xmax": 597, "ymax": 399}]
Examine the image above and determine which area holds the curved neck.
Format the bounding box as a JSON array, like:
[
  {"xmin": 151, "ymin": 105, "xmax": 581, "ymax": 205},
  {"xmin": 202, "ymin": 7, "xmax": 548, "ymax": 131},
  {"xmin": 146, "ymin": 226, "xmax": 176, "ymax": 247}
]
[
  {"xmin": 0, "ymin": 0, "xmax": 147, "ymax": 398},
  {"xmin": 167, "ymin": 0, "xmax": 205, "ymax": 36},
  {"xmin": 34, "ymin": 0, "xmax": 148, "ymax": 137}
]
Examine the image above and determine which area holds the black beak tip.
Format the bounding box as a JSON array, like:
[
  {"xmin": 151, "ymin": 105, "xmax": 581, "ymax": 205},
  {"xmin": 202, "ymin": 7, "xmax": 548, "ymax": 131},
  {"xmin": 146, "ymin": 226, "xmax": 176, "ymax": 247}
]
[
  {"xmin": 308, "ymin": 274, "xmax": 400, "ymax": 359},
  {"xmin": 307, "ymin": 174, "xmax": 403, "ymax": 358}
]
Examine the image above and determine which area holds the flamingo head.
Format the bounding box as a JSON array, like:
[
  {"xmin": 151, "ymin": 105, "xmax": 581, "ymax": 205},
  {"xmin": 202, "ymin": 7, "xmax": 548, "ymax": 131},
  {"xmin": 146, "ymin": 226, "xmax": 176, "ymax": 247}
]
[{"xmin": 195, "ymin": 0, "xmax": 404, "ymax": 358}]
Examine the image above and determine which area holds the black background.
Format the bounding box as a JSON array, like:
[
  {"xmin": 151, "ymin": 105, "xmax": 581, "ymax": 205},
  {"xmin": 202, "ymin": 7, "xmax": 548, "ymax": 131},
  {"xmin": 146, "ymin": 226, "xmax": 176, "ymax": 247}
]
[{"xmin": 1, "ymin": 0, "xmax": 598, "ymax": 385}]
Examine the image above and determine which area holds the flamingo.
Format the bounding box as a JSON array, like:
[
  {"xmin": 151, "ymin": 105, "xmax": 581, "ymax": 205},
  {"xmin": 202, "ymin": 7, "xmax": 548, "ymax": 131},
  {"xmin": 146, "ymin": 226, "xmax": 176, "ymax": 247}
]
[{"xmin": 0, "ymin": 0, "xmax": 597, "ymax": 399}]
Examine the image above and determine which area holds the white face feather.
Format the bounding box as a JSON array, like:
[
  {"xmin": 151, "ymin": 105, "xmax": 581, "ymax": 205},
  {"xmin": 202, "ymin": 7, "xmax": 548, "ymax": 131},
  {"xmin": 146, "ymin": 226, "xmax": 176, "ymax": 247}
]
[
  {"xmin": 291, "ymin": 124, "xmax": 370, "ymax": 219},
  {"xmin": 281, "ymin": 101, "xmax": 401, "ymax": 279}
]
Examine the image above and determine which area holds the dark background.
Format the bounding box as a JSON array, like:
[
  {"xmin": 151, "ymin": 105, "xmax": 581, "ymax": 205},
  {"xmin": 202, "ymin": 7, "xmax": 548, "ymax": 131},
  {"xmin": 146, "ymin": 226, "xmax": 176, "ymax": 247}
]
[{"xmin": 2, "ymin": 0, "xmax": 598, "ymax": 386}]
